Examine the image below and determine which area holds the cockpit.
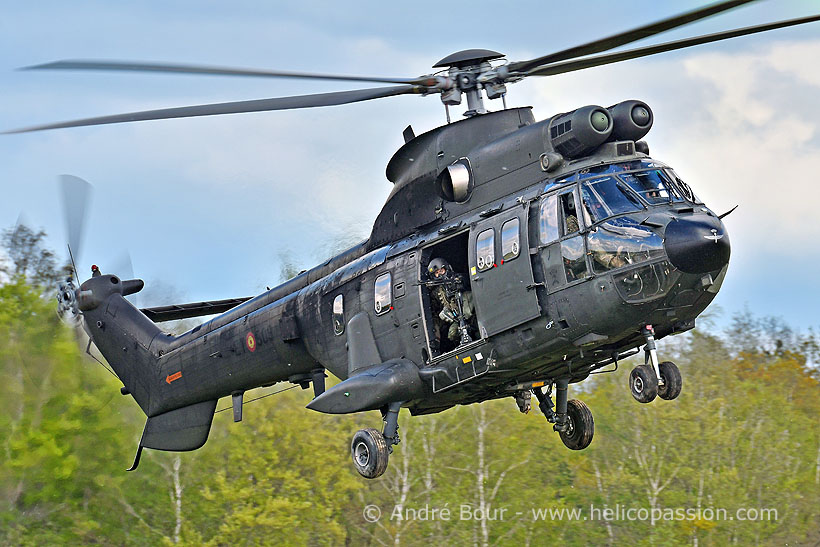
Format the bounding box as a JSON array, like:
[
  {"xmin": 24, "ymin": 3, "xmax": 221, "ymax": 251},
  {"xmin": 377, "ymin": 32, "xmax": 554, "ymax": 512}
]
[
  {"xmin": 552, "ymin": 160, "xmax": 702, "ymax": 215},
  {"xmin": 540, "ymin": 160, "xmax": 705, "ymax": 302}
]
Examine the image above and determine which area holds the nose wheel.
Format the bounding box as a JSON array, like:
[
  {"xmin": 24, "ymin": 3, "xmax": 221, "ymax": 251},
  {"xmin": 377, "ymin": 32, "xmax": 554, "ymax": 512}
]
[
  {"xmin": 630, "ymin": 364, "xmax": 658, "ymax": 403},
  {"xmin": 629, "ymin": 326, "xmax": 682, "ymax": 403},
  {"xmin": 657, "ymin": 361, "xmax": 682, "ymax": 400}
]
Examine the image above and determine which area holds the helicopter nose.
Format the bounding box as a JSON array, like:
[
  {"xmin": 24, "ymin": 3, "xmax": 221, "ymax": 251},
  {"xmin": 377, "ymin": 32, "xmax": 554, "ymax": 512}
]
[{"xmin": 664, "ymin": 215, "xmax": 730, "ymax": 274}]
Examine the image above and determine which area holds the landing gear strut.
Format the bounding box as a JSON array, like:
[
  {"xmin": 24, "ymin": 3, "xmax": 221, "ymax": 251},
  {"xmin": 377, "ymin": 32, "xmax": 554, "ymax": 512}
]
[
  {"xmin": 629, "ymin": 325, "xmax": 682, "ymax": 403},
  {"xmin": 533, "ymin": 379, "xmax": 594, "ymax": 450},
  {"xmin": 350, "ymin": 401, "xmax": 402, "ymax": 479}
]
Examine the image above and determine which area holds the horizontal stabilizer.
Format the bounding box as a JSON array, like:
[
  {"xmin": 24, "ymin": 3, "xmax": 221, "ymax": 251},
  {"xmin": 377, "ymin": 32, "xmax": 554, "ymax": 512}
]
[
  {"xmin": 306, "ymin": 359, "xmax": 424, "ymax": 414},
  {"xmin": 128, "ymin": 399, "xmax": 217, "ymax": 471},
  {"xmin": 141, "ymin": 399, "xmax": 218, "ymax": 451},
  {"xmin": 140, "ymin": 297, "xmax": 252, "ymax": 322}
]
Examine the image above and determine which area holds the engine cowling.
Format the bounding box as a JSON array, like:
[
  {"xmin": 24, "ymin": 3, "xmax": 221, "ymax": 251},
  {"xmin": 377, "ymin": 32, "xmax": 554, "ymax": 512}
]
[
  {"xmin": 548, "ymin": 105, "xmax": 613, "ymax": 159},
  {"xmin": 608, "ymin": 100, "xmax": 653, "ymax": 142}
]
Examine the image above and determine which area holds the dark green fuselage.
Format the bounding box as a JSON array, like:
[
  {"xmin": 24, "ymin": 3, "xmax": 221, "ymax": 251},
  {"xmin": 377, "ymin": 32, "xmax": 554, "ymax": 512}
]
[{"xmin": 80, "ymin": 106, "xmax": 728, "ymax": 439}]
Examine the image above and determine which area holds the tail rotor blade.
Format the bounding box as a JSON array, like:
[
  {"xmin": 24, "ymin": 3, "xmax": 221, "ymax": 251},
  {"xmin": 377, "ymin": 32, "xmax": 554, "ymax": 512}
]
[{"xmin": 110, "ymin": 251, "xmax": 140, "ymax": 306}]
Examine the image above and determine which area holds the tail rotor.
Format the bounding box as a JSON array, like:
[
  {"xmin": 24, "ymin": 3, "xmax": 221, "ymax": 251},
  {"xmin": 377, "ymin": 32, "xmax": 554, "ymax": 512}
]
[{"xmin": 56, "ymin": 174, "xmax": 143, "ymax": 322}]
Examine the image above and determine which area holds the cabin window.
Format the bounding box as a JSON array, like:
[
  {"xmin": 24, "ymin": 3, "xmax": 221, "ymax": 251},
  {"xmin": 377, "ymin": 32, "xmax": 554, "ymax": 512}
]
[
  {"xmin": 374, "ymin": 272, "xmax": 392, "ymax": 315},
  {"xmin": 475, "ymin": 228, "xmax": 495, "ymax": 271},
  {"xmin": 332, "ymin": 294, "xmax": 344, "ymax": 335},
  {"xmin": 539, "ymin": 194, "xmax": 559, "ymax": 244},
  {"xmin": 561, "ymin": 235, "xmax": 588, "ymax": 282},
  {"xmin": 501, "ymin": 218, "xmax": 520, "ymax": 262}
]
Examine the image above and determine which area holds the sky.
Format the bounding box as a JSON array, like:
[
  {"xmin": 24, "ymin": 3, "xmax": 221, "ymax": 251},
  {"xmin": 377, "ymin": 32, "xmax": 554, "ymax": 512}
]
[{"xmin": 1, "ymin": 0, "xmax": 819, "ymax": 332}]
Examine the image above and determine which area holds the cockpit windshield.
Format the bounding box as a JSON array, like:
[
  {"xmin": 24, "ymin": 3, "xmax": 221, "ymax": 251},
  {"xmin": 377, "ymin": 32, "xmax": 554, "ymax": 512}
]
[
  {"xmin": 546, "ymin": 161, "xmax": 702, "ymax": 219},
  {"xmin": 665, "ymin": 169, "xmax": 702, "ymax": 204},
  {"xmin": 581, "ymin": 176, "xmax": 643, "ymax": 223},
  {"xmin": 619, "ymin": 169, "xmax": 682, "ymax": 204}
]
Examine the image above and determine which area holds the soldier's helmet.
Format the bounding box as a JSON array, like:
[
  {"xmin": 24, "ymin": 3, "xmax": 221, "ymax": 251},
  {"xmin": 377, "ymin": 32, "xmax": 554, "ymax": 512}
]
[{"xmin": 427, "ymin": 258, "xmax": 452, "ymax": 278}]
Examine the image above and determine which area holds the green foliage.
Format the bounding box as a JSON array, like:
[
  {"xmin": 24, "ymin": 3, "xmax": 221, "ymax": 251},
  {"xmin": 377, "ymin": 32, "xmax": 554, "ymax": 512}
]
[
  {"xmin": 0, "ymin": 278, "xmax": 145, "ymax": 544},
  {"xmin": 1, "ymin": 268, "xmax": 817, "ymax": 544},
  {"xmin": 0, "ymin": 224, "xmax": 65, "ymax": 288}
]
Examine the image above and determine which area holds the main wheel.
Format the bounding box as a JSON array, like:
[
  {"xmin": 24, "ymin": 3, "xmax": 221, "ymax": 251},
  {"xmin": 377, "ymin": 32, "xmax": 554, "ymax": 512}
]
[
  {"xmin": 351, "ymin": 428, "xmax": 389, "ymax": 479},
  {"xmin": 630, "ymin": 364, "xmax": 658, "ymax": 403},
  {"xmin": 559, "ymin": 399, "xmax": 594, "ymax": 450},
  {"xmin": 657, "ymin": 361, "xmax": 682, "ymax": 400}
]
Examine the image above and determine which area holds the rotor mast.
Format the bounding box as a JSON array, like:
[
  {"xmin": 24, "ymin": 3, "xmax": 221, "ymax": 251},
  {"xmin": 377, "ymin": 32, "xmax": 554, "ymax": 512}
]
[{"xmin": 433, "ymin": 49, "xmax": 507, "ymax": 118}]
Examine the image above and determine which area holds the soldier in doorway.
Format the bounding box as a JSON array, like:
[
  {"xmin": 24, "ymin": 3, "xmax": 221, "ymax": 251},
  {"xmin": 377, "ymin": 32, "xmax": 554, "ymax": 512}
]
[{"xmin": 427, "ymin": 258, "xmax": 475, "ymax": 352}]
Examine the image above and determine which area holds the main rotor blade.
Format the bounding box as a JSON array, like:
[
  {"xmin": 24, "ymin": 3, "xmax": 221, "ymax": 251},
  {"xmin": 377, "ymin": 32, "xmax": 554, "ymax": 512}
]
[
  {"xmin": 24, "ymin": 60, "xmax": 428, "ymax": 86},
  {"xmin": 59, "ymin": 174, "xmax": 93, "ymax": 262},
  {"xmin": 509, "ymin": 0, "xmax": 757, "ymax": 74},
  {"xmin": 526, "ymin": 14, "xmax": 820, "ymax": 78},
  {"xmin": 141, "ymin": 297, "xmax": 253, "ymax": 323},
  {"xmin": 4, "ymin": 85, "xmax": 422, "ymax": 133}
]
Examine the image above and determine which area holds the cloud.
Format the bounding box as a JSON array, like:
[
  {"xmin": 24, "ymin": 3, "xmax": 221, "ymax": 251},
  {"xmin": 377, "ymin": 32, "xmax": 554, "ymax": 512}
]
[{"xmin": 765, "ymin": 40, "xmax": 820, "ymax": 88}]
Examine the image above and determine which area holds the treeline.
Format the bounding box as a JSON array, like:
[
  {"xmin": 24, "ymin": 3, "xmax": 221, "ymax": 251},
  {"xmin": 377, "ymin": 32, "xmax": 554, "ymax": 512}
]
[{"xmin": 1, "ymin": 229, "xmax": 818, "ymax": 545}]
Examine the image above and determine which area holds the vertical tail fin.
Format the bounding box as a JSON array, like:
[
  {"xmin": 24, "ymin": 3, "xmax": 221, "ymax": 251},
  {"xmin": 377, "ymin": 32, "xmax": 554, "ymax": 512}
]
[{"xmin": 77, "ymin": 272, "xmax": 159, "ymax": 415}]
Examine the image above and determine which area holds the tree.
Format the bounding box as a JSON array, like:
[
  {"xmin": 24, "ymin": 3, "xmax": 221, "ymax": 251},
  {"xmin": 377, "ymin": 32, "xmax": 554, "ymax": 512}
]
[{"xmin": 0, "ymin": 224, "xmax": 64, "ymax": 287}]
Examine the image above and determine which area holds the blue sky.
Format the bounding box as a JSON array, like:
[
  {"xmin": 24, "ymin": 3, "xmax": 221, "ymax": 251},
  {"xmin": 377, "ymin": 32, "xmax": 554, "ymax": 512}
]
[{"xmin": 1, "ymin": 0, "xmax": 819, "ymax": 331}]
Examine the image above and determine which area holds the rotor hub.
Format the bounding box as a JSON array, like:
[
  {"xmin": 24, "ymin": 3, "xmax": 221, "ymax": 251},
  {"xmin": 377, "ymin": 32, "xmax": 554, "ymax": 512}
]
[{"xmin": 433, "ymin": 49, "xmax": 504, "ymax": 69}]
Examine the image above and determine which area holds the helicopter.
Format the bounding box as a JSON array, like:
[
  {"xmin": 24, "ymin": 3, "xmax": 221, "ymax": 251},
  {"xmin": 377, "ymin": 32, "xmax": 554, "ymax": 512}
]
[{"xmin": 8, "ymin": 0, "xmax": 820, "ymax": 479}]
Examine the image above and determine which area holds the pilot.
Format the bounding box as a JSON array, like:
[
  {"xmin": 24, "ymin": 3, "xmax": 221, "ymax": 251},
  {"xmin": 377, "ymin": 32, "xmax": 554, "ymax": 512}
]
[
  {"xmin": 593, "ymin": 246, "xmax": 628, "ymax": 271},
  {"xmin": 427, "ymin": 258, "xmax": 474, "ymax": 348},
  {"xmin": 564, "ymin": 198, "xmax": 580, "ymax": 234}
]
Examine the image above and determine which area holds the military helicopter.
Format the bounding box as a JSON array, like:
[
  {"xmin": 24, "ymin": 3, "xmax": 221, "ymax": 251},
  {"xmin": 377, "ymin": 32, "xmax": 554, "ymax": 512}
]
[{"xmin": 9, "ymin": 0, "xmax": 820, "ymax": 479}]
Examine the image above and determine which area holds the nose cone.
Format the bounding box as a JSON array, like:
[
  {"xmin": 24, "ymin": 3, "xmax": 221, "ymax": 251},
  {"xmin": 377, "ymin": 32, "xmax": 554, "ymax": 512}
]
[{"xmin": 664, "ymin": 216, "xmax": 730, "ymax": 274}]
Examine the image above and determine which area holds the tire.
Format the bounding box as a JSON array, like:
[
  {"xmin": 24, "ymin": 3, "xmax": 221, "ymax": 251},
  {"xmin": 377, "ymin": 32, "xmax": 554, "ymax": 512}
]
[
  {"xmin": 559, "ymin": 399, "xmax": 594, "ymax": 450},
  {"xmin": 630, "ymin": 364, "xmax": 658, "ymax": 403},
  {"xmin": 657, "ymin": 361, "xmax": 682, "ymax": 400},
  {"xmin": 351, "ymin": 428, "xmax": 389, "ymax": 479}
]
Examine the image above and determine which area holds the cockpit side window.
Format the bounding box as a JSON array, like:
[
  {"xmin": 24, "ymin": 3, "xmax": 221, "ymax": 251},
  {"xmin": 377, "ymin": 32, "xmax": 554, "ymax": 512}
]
[
  {"xmin": 581, "ymin": 176, "xmax": 643, "ymax": 223},
  {"xmin": 539, "ymin": 194, "xmax": 559, "ymax": 244},
  {"xmin": 666, "ymin": 169, "xmax": 702, "ymax": 204},
  {"xmin": 332, "ymin": 294, "xmax": 344, "ymax": 335},
  {"xmin": 619, "ymin": 170, "xmax": 682, "ymax": 205},
  {"xmin": 559, "ymin": 190, "xmax": 580, "ymax": 236},
  {"xmin": 561, "ymin": 236, "xmax": 587, "ymax": 282}
]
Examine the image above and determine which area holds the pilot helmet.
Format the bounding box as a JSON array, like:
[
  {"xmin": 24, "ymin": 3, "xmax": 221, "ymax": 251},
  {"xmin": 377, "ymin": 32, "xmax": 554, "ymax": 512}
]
[{"xmin": 428, "ymin": 258, "xmax": 452, "ymax": 278}]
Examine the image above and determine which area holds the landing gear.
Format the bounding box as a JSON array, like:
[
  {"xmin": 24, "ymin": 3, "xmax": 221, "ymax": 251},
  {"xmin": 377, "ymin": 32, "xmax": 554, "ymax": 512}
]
[
  {"xmin": 629, "ymin": 325, "xmax": 682, "ymax": 403},
  {"xmin": 630, "ymin": 365, "xmax": 658, "ymax": 403},
  {"xmin": 657, "ymin": 361, "xmax": 682, "ymax": 400},
  {"xmin": 350, "ymin": 401, "xmax": 402, "ymax": 479},
  {"xmin": 351, "ymin": 428, "xmax": 389, "ymax": 479},
  {"xmin": 560, "ymin": 400, "xmax": 594, "ymax": 450},
  {"xmin": 533, "ymin": 379, "xmax": 594, "ymax": 450}
]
